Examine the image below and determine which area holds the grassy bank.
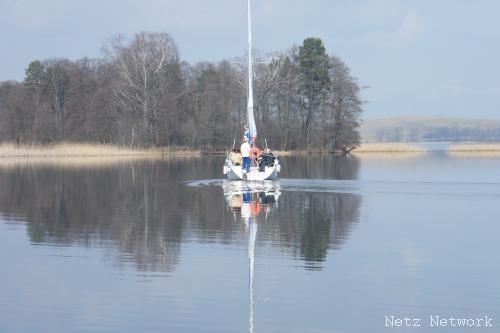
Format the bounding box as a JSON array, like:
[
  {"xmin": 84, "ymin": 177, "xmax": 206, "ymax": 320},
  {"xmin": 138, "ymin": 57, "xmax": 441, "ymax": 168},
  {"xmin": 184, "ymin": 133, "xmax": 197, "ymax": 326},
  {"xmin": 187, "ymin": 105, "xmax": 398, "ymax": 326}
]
[
  {"xmin": 448, "ymin": 143, "xmax": 500, "ymax": 152},
  {"xmin": 2, "ymin": 142, "xmax": 500, "ymax": 162},
  {"xmin": 0, "ymin": 143, "xmax": 200, "ymax": 158},
  {"xmin": 448, "ymin": 143, "xmax": 500, "ymax": 157},
  {"xmin": 352, "ymin": 143, "xmax": 424, "ymax": 153},
  {"xmin": 273, "ymin": 150, "xmax": 333, "ymax": 156}
]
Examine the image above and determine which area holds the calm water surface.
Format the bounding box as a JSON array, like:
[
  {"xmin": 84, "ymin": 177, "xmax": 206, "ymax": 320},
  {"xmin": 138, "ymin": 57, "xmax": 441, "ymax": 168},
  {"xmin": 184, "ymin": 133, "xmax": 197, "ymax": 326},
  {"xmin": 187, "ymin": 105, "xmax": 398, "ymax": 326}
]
[{"xmin": 0, "ymin": 154, "xmax": 499, "ymax": 333}]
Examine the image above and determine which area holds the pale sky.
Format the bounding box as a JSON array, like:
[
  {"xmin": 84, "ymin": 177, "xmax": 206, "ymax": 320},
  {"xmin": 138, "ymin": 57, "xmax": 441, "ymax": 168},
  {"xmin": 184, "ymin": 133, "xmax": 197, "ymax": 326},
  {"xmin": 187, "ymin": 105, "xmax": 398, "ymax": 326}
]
[{"xmin": 1, "ymin": 0, "xmax": 499, "ymax": 118}]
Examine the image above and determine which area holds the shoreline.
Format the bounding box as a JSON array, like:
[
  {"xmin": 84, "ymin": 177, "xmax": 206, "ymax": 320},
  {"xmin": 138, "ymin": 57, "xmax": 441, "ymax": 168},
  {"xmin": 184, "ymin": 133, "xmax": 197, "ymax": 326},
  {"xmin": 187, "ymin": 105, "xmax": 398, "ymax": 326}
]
[
  {"xmin": 352, "ymin": 143, "xmax": 424, "ymax": 153},
  {"xmin": 353, "ymin": 142, "xmax": 500, "ymax": 154},
  {"xmin": 0, "ymin": 143, "xmax": 200, "ymax": 159},
  {"xmin": 1, "ymin": 142, "xmax": 500, "ymax": 160}
]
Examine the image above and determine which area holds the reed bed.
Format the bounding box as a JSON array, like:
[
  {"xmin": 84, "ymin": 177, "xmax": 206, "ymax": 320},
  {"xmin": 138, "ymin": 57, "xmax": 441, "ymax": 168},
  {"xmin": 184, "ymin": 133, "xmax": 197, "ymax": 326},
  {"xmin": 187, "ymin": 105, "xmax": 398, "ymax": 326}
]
[
  {"xmin": 448, "ymin": 151, "xmax": 500, "ymax": 158},
  {"xmin": 352, "ymin": 152, "xmax": 426, "ymax": 160},
  {"xmin": 0, "ymin": 156, "xmax": 162, "ymax": 169},
  {"xmin": 448, "ymin": 143, "xmax": 500, "ymax": 158},
  {"xmin": 272, "ymin": 150, "xmax": 331, "ymax": 156},
  {"xmin": 448, "ymin": 143, "xmax": 500, "ymax": 152},
  {"xmin": 0, "ymin": 142, "xmax": 200, "ymax": 158},
  {"xmin": 352, "ymin": 143, "xmax": 425, "ymax": 153}
]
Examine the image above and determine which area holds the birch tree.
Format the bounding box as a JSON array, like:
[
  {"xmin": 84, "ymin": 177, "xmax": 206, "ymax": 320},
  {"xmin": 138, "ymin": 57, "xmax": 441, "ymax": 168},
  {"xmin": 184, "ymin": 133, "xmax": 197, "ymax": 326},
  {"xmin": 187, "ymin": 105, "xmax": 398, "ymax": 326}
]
[
  {"xmin": 328, "ymin": 56, "xmax": 362, "ymax": 151},
  {"xmin": 44, "ymin": 59, "xmax": 70, "ymax": 141},
  {"xmin": 25, "ymin": 60, "xmax": 45, "ymax": 142},
  {"xmin": 109, "ymin": 32, "xmax": 179, "ymax": 146}
]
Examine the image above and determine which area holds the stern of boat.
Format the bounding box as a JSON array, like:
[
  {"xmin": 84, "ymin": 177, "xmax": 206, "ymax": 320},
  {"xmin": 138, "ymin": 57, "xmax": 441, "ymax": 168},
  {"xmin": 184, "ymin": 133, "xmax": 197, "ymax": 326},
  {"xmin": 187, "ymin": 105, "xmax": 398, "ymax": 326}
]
[{"xmin": 224, "ymin": 155, "xmax": 280, "ymax": 181}]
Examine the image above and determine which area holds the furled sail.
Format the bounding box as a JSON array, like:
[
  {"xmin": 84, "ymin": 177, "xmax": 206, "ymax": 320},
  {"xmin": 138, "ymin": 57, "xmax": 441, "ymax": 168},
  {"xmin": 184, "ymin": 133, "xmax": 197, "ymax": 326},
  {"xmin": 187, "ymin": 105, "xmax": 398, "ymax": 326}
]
[
  {"xmin": 222, "ymin": 0, "xmax": 281, "ymax": 180},
  {"xmin": 247, "ymin": 0, "xmax": 257, "ymax": 142}
]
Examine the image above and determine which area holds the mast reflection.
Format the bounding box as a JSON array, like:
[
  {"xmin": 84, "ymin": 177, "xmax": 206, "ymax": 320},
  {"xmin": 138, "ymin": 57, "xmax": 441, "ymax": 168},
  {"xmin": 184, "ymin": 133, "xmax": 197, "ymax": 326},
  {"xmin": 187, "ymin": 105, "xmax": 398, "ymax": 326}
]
[{"xmin": 222, "ymin": 180, "xmax": 281, "ymax": 333}]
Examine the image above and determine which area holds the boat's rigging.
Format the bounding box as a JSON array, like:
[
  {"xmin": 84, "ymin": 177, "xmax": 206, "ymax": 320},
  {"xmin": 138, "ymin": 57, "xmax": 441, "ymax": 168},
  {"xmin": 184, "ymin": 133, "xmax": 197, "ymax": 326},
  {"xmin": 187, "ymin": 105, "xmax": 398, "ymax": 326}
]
[{"xmin": 222, "ymin": 0, "xmax": 281, "ymax": 181}]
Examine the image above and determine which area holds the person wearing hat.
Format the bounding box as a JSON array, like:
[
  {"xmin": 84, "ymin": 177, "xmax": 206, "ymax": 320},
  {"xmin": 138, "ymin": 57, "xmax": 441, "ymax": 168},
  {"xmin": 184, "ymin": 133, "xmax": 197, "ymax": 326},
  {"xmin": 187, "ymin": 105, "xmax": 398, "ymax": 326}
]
[{"xmin": 241, "ymin": 136, "xmax": 251, "ymax": 176}]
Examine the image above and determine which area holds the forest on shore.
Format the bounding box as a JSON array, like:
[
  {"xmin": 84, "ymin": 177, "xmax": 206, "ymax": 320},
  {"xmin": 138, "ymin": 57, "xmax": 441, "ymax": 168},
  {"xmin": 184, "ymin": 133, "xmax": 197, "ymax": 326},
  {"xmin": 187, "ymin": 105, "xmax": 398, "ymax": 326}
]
[{"xmin": 0, "ymin": 32, "xmax": 363, "ymax": 151}]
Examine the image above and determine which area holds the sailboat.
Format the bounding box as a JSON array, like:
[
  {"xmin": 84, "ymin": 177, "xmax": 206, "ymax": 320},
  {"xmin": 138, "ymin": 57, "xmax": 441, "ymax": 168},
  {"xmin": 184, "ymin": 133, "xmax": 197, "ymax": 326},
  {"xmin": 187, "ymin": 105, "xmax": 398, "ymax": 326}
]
[{"xmin": 223, "ymin": 0, "xmax": 281, "ymax": 181}]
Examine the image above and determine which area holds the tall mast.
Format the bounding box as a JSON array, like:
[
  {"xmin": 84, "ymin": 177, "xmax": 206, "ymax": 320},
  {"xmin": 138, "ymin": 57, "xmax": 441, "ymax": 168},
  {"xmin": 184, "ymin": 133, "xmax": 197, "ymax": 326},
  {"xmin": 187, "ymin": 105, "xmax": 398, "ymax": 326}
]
[{"xmin": 247, "ymin": 0, "xmax": 257, "ymax": 142}]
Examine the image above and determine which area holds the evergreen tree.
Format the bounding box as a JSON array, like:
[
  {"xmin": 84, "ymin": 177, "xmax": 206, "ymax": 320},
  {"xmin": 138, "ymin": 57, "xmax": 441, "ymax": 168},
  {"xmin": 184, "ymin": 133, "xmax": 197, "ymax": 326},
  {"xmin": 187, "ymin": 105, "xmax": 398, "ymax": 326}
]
[{"xmin": 298, "ymin": 38, "xmax": 330, "ymax": 148}]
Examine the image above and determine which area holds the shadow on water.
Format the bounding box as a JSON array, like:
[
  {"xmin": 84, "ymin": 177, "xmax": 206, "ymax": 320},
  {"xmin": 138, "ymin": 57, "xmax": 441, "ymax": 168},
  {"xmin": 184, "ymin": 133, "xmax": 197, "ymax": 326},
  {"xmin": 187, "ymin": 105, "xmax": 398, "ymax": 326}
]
[{"xmin": 0, "ymin": 155, "xmax": 362, "ymax": 272}]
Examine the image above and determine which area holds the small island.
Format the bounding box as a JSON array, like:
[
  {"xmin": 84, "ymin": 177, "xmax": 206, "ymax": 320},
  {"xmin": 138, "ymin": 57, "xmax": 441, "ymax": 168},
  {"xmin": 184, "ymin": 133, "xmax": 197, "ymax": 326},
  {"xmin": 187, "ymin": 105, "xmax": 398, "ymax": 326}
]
[{"xmin": 1, "ymin": 33, "xmax": 363, "ymax": 157}]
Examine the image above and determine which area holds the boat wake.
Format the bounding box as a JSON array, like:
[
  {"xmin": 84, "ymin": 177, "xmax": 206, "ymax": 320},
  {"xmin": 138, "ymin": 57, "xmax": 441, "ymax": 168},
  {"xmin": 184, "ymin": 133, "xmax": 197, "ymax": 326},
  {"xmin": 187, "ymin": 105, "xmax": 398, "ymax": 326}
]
[
  {"xmin": 186, "ymin": 178, "xmax": 360, "ymax": 194},
  {"xmin": 186, "ymin": 178, "xmax": 500, "ymax": 198}
]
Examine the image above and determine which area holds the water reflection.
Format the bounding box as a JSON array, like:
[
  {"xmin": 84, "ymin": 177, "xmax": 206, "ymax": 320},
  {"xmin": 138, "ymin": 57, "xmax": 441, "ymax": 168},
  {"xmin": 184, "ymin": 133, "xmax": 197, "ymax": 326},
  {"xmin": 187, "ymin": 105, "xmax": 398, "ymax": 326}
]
[
  {"xmin": 0, "ymin": 162, "xmax": 190, "ymax": 273},
  {"xmin": 1, "ymin": 155, "xmax": 499, "ymax": 333},
  {"xmin": 222, "ymin": 180, "xmax": 281, "ymax": 219},
  {"xmin": 281, "ymin": 154, "xmax": 360, "ymax": 179},
  {"xmin": 222, "ymin": 180, "xmax": 281, "ymax": 333},
  {"xmin": 0, "ymin": 156, "xmax": 362, "ymax": 273}
]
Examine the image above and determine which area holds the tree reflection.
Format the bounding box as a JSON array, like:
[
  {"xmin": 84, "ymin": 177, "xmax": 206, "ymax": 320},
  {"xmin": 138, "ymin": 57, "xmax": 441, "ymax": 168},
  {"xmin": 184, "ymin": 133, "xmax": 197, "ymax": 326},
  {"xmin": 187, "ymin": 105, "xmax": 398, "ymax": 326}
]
[
  {"xmin": 0, "ymin": 155, "xmax": 362, "ymax": 273},
  {"xmin": 284, "ymin": 192, "xmax": 362, "ymax": 267},
  {"xmin": 0, "ymin": 161, "xmax": 190, "ymax": 272},
  {"xmin": 220, "ymin": 179, "xmax": 362, "ymax": 269}
]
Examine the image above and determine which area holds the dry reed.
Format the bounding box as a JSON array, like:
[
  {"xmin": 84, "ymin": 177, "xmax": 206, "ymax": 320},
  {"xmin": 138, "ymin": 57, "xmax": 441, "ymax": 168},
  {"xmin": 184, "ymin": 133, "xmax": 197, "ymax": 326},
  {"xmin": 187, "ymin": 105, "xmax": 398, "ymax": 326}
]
[
  {"xmin": 352, "ymin": 143, "xmax": 425, "ymax": 153},
  {"xmin": 0, "ymin": 142, "xmax": 200, "ymax": 158},
  {"xmin": 448, "ymin": 143, "xmax": 500, "ymax": 158},
  {"xmin": 448, "ymin": 143, "xmax": 500, "ymax": 152}
]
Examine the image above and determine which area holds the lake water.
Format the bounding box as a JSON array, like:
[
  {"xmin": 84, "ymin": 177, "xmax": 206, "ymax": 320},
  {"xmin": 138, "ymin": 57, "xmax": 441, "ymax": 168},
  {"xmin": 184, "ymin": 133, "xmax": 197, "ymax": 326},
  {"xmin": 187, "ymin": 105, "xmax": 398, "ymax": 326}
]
[{"xmin": 0, "ymin": 153, "xmax": 499, "ymax": 333}]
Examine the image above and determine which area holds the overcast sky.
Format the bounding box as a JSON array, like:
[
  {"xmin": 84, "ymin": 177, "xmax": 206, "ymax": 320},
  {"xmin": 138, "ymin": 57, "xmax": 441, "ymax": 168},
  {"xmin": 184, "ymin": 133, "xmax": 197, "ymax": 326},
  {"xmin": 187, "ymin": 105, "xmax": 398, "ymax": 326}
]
[{"xmin": 1, "ymin": 0, "xmax": 499, "ymax": 118}]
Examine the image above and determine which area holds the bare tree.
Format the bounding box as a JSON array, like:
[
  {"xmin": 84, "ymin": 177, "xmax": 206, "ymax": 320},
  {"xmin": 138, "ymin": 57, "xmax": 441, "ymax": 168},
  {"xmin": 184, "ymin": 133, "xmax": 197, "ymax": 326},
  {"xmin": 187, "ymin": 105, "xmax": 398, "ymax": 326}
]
[
  {"xmin": 43, "ymin": 59, "xmax": 70, "ymax": 141},
  {"xmin": 328, "ymin": 56, "xmax": 362, "ymax": 151},
  {"xmin": 0, "ymin": 82, "xmax": 31, "ymax": 144},
  {"xmin": 108, "ymin": 32, "xmax": 179, "ymax": 146},
  {"xmin": 24, "ymin": 60, "xmax": 46, "ymax": 142}
]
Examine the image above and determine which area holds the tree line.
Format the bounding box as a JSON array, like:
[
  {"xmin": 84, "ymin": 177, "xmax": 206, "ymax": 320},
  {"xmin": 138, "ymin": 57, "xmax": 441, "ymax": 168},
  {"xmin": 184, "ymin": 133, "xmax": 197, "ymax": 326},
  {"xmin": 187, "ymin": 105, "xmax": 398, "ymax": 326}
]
[{"xmin": 0, "ymin": 32, "xmax": 363, "ymax": 151}]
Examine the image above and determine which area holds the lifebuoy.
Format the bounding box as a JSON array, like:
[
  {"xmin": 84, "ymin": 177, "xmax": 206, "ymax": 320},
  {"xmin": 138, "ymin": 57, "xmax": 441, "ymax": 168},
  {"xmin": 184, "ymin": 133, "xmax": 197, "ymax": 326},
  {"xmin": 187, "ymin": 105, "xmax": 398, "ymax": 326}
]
[
  {"xmin": 250, "ymin": 147, "xmax": 261, "ymax": 159},
  {"xmin": 250, "ymin": 200, "xmax": 261, "ymax": 217}
]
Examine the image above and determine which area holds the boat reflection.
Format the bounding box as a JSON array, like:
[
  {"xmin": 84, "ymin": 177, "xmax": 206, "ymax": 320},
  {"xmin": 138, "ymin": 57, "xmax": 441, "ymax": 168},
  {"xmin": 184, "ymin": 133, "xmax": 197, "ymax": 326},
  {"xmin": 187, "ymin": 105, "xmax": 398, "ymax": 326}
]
[
  {"xmin": 222, "ymin": 180, "xmax": 281, "ymax": 333},
  {"xmin": 223, "ymin": 180, "xmax": 280, "ymax": 219}
]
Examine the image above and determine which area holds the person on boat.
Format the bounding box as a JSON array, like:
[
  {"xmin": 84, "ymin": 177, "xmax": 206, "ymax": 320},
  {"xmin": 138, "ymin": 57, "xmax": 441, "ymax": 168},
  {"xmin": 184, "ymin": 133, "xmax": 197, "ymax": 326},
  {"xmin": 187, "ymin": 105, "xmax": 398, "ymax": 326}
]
[
  {"xmin": 244, "ymin": 124, "xmax": 251, "ymax": 143},
  {"xmin": 258, "ymin": 148, "xmax": 274, "ymax": 172},
  {"xmin": 229, "ymin": 148, "xmax": 242, "ymax": 166},
  {"xmin": 241, "ymin": 136, "xmax": 251, "ymax": 174}
]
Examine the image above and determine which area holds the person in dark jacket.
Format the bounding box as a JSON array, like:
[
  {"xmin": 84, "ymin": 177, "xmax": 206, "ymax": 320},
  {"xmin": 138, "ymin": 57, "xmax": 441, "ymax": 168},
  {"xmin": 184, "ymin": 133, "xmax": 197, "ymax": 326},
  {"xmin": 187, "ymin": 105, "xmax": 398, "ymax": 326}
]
[{"xmin": 258, "ymin": 148, "xmax": 275, "ymax": 172}]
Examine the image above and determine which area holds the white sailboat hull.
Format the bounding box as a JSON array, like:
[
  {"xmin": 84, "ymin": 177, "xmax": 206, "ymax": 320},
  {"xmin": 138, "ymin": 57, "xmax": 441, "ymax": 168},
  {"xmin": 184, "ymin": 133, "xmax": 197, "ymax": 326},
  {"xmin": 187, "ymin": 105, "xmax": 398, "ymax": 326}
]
[{"xmin": 223, "ymin": 157, "xmax": 280, "ymax": 180}]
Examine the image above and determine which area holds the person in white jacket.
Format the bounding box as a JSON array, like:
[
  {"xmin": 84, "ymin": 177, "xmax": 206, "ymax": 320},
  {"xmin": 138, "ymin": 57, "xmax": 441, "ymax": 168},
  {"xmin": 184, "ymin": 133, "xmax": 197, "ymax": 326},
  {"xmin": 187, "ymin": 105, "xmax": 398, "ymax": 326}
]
[{"xmin": 241, "ymin": 136, "xmax": 251, "ymax": 175}]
